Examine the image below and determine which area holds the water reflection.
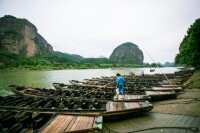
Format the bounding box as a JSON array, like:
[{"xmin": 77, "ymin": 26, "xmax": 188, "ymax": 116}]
[{"xmin": 0, "ymin": 67, "xmax": 180, "ymax": 96}]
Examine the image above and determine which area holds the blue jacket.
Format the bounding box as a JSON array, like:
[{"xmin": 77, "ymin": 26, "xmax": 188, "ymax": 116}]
[{"xmin": 116, "ymin": 76, "xmax": 125, "ymax": 87}]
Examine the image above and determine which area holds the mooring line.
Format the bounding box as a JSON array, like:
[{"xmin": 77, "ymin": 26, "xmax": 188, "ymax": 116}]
[{"xmin": 142, "ymin": 48, "xmax": 175, "ymax": 88}]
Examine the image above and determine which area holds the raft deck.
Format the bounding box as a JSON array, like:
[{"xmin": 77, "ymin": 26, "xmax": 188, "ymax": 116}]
[
  {"xmin": 40, "ymin": 115, "xmax": 102, "ymax": 133},
  {"xmin": 114, "ymin": 94, "xmax": 150, "ymax": 101}
]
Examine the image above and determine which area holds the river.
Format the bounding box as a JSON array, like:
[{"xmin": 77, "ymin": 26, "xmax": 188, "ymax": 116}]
[{"xmin": 0, "ymin": 67, "xmax": 180, "ymax": 96}]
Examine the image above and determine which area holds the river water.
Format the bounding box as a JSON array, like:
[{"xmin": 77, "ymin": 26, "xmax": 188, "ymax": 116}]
[{"xmin": 0, "ymin": 67, "xmax": 180, "ymax": 96}]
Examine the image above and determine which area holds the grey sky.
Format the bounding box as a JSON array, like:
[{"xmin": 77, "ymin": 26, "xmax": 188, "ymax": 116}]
[{"xmin": 0, "ymin": 0, "xmax": 200, "ymax": 63}]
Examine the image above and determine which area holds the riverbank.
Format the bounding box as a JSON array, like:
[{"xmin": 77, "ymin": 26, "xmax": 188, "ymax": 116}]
[
  {"xmin": 103, "ymin": 88, "xmax": 200, "ymax": 132},
  {"xmin": 186, "ymin": 69, "xmax": 200, "ymax": 88},
  {"xmin": 103, "ymin": 70, "xmax": 200, "ymax": 132}
]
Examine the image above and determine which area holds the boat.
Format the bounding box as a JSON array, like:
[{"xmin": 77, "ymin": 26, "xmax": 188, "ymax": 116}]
[
  {"xmin": 38, "ymin": 115, "xmax": 103, "ymax": 133},
  {"xmin": 52, "ymin": 83, "xmax": 72, "ymax": 90},
  {"xmin": 145, "ymin": 91, "xmax": 177, "ymax": 101},
  {"xmin": 53, "ymin": 83, "xmax": 146, "ymax": 94},
  {"xmin": 10, "ymin": 85, "xmax": 149, "ymax": 102},
  {"xmin": 0, "ymin": 110, "xmax": 54, "ymax": 133},
  {"xmin": 0, "ymin": 95, "xmax": 153, "ymax": 121},
  {"xmin": 144, "ymin": 86, "xmax": 183, "ymax": 92},
  {"xmin": 69, "ymin": 79, "xmax": 163, "ymax": 88},
  {"xmin": 150, "ymin": 67, "xmax": 155, "ymax": 72},
  {"xmin": 69, "ymin": 80, "xmax": 114, "ymax": 88},
  {"xmin": 103, "ymin": 100, "xmax": 153, "ymax": 121}
]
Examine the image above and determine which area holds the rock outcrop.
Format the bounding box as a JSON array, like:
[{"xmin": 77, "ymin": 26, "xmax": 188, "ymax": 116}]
[
  {"xmin": 109, "ymin": 42, "xmax": 143, "ymax": 64},
  {"xmin": 0, "ymin": 15, "xmax": 53, "ymax": 57}
]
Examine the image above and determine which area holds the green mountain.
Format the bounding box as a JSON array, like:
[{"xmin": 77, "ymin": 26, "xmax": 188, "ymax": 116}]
[
  {"xmin": 0, "ymin": 15, "xmax": 145, "ymax": 69},
  {"xmin": 60, "ymin": 52, "xmax": 85, "ymax": 62},
  {"xmin": 109, "ymin": 42, "xmax": 144, "ymax": 64},
  {"xmin": 81, "ymin": 57, "xmax": 112, "ymax": 64},
  {"xmin": 0, "ymin": 15, "xmax": 53, "ymax": 56},
  {"xmin": 175, "ymin": 18, "xmax": 200, "ymax": 69},
  {"xmin": 0, "ymin": 15, "xmax": 86, "ymax": 69}
]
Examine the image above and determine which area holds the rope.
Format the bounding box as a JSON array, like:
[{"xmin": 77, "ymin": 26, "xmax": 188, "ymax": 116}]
[
  {"xmin": 103, "ymin": 124, "xmax": 199, "ymax": 133},
  {"xmin": 142, "ymin": 48, "xmax": 175, "ymax": 89}
]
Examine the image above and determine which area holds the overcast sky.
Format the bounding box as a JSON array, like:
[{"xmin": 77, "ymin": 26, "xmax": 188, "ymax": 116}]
[{"xmin": 0, "ymin": 0, "xmax": 200, "ymax": 63}]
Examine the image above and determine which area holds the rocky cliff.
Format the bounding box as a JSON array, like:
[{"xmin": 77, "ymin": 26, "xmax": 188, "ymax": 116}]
[
  {"xmin": 109, "ymin": 42, "xmax": 143, "ymax": 64},
  {"xmin": 0, "ymin": 15, "xmax": 53, "ymax": 57}
]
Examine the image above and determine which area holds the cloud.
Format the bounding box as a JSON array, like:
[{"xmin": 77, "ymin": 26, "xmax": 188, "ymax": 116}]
[{"xmin": 0, "ymin": 0, "xmax": 200, "ymax": 63}]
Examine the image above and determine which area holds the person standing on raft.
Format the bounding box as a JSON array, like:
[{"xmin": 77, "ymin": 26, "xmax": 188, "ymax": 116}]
[{"xmin": 115, "ymin": 73, "xmax": 125, "ymax": 100}]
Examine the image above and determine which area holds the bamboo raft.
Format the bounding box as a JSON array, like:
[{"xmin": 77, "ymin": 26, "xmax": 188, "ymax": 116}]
[
  {"xmin": 10, "ymin": 85, "xmax": 150, "ymax": 101},
  {"xmin": 0, "ymin": 110, "xmax": 53, "ymax": 132},
  {"xmin": 0, "ymin": 69, "xmax": 194, "ymax": 132},
  {"xmin": 0, "ymin": 95, "xmax": 153, "ymax": 121},
  {"xmin": 150, "ymin": 86, "xmax": 183, "ymax": 92},
  {"xmin": 39, "ymin": 115, "xmax": 102, "ymax": 133},
  {"xmin": 145, "ymin": 91, "xmax": 177, "ymax": 101}
]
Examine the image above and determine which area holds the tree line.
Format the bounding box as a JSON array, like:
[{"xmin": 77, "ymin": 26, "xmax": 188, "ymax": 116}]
[
  {"xmin": 175, "ymin": 18, "xmax": 200, "ymax": 69},
  {"xmin": 0, "ymin": 50, "xmax": 161, "ymax": 69}
]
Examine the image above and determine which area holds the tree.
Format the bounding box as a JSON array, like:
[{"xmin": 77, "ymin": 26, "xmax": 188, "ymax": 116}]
[{"xmin": 175, "ymin": 18, "xmax": 200, "ymax": 69}]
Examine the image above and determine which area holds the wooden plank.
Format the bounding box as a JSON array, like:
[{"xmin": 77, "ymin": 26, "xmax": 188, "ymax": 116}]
[
  {"xmin": 180, "ymin": 116, "xmax": 196, "ymax": 133},
  {"xmin": 75, "ymin": 116, "xmax": 87, "ymax": 130},
  {"xmin": 87, "ymin": 117, "xmax": 95, "ymax": 128},
  {"xmin": 125, "ymin": 95, "xmax": 131, "ymax": 99},
  {"xmin": 133, "ymin": 102, "xmax": 141, "ymax": 108},
  {"xmin": 163, "ymin": 114, "xmax": 179, "ymax": 128},
  {"xmin": 124, "ymin": 102, "xmax": 129, "ymax": 109},
  {"xmin": 174, "ymin": 115, "xmax": 190, "ymax": 133},
  {"xmin": 197, "ymin": 117, "xmax": 200, "ymax": 133},
  {"xmin": 84, "ymin": 117, "xmax": 94, "ymax": 129},
  {"xmin": 116, "ymin": 102, "xmax": 123, "ymax": 111},
  {"xmin": 92, "ymin": 117, "xmax": 96, "ymax": 128},
  {"xmin": 106, "ymin": 101, "xmax": 110, "ymax": 112},
  {"xmin": 50, "ymin": 115, "xmax": 66, "ymax": 133},
  {"xmin": 109, "ymin": 102, "xmax": 114, "ymax": 111},
  {"xmin": 109, "ymin": 102, "xmax": 113, "ymax": 111},
  {"xmin": 42, "ymin": 115, "xmax": 62, "ymax": 133},
  {"xmin": 183, "ymin": 117, "xmax": 196, "ymax": 127},
  {"xmin": 52, "ymin": 115, "xmax": 67, "ymax": 133},
  {"xmin": 140, "ymin": 113, "xmax": 164, "ymax": 130},
  {"xmin": 55, "ymin": 115, "xmax": 74, "ymax": 133},
  {"xmin": 163, "ymin": 115, "xmax": 184, "ymax": 133},
  {"xmin": 64, "ymin": 116, "xmax": 78, "ymax": 132},
  {"xmin": 70, "ymin": 116, "xmax": 83, "ymax": 131},
  {"xmin": 127, "ymin": 102, "xmax": 133, "ymax": 108},
  {"xmin": 53, "ymin": 115, "xmax": 67, "ymax": 133},
  {"xmin": 81, "ymin": 116, "xmax": 93, "ymax": 130},
  {"xmin": 125, "ymin": 102, "xmax": 132, "ymax": 109},
  {"xmin": 81, "ymin": 116, "xmax": 90, "ymax": 130},
  {"xmin": 125, "ymin": 95, "xmax": 128, "ymax": 99},
  {"xmin": 110, "ymin": 102, "xmax": 117, "ymax": 111},
  {"xmin": 158, "ymin": 114, "xmax": 175, "ymax": 128},
  {"xmin": 79, "ymin": 116, "xmax": 93, "ymax": 130},
  {"xmin": 191, "ymin": 117, "xmax": 200, "ymax": 128},
  {"xmin": 113, "ymin": 102, "xmax": 117, "ymax": 111},
  {"xmin": 52, "ymin": 116, "xmax": 67, "ymax": 133}
]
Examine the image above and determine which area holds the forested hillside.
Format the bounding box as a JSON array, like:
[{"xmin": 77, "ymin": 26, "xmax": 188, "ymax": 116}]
[{"xmin": 175, "ymin": 18, "xmax": 200, "ymax": 69}]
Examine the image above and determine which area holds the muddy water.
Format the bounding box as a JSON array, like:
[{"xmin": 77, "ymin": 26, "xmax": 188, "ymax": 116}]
[{"xmin": 0, "ymin": 67, "xmax": 180, "ymax": 96}]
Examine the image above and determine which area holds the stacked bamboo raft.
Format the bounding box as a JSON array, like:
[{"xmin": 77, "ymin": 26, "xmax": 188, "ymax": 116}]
[{"xmin": 0, "ymin": 69, "xmax": 194, "ymax": 132}]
